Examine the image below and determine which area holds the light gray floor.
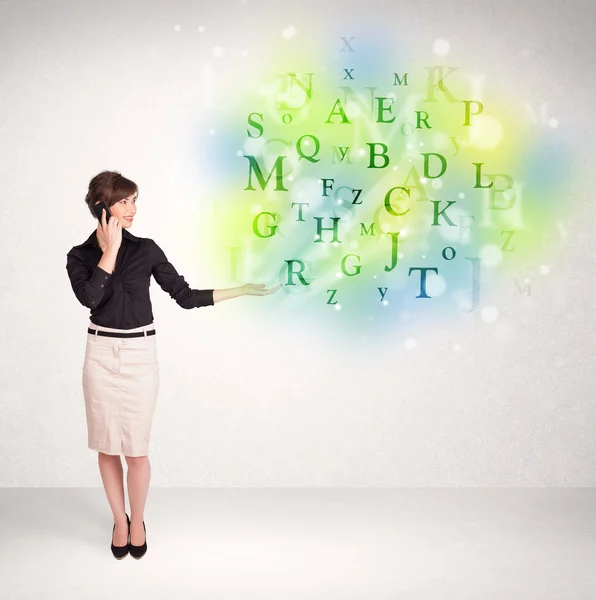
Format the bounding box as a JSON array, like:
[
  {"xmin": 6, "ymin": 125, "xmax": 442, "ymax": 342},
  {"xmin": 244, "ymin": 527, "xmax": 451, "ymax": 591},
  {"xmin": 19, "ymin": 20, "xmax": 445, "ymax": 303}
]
[{"xmin": 0, "ymin": 488, "xmax": 594, "ymax": 599}]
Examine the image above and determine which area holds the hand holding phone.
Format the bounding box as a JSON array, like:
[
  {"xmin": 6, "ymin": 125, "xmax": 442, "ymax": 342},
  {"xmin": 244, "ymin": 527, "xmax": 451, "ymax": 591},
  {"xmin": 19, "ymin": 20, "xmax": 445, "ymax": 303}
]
[
  {"xmin": 93, "ymin": 200, "xmax": 112, "ymax": 223},
  {"xmin": 94, "ymin": 201, "xmax": 122, "ymax": 254}
]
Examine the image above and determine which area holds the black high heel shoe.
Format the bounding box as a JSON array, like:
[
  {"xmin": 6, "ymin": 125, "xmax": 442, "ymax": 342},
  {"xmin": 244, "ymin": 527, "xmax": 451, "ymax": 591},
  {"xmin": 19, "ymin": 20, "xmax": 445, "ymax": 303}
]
[
  {"xmin": 129, "ymin": 520, "xmax": 147, "ymax": 559},
  {"xmin": 111, "ymin": 513, "xmax": 130, "ymax": 560}
]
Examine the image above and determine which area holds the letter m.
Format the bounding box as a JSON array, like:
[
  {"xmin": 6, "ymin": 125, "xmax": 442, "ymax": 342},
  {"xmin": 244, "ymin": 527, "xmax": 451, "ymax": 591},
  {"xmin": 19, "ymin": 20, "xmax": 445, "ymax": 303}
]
[
  {"xmin": 513, "ymin": 278, "xmax": 532, "ymax": 296},
  {"xmin": 244, "ymin": 155, "xmax": 288, "ymax": 191},
  {"xmin": 360, "ymin": 223, "xmax": 376, "ymax": 236},
  {"xmin": 393, "ymin": 73, "xmax": 409, "ymax": 86}
]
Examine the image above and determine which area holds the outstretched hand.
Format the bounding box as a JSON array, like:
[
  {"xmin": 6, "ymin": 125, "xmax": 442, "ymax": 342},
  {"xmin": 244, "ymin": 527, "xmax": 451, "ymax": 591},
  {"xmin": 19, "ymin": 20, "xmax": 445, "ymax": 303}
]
[{"xmin": 243, "ymin": 283, "xmax": 282, "ymax": 296}]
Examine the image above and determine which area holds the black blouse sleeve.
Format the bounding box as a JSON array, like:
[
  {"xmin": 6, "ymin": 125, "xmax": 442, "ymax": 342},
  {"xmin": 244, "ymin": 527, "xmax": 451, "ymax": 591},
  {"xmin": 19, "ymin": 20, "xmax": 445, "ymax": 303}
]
[
  {"xmin": 150, "ymin": 240, "xmax": 214, "ymax": 309},
  {"xmin": 65, "ymin": 250, "xmax": 114, "ymax": 309}
]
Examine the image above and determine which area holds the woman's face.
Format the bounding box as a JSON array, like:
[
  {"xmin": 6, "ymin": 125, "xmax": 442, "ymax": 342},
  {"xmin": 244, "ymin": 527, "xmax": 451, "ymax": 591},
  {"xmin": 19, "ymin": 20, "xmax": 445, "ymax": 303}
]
[{"xmin": 99, "ymin": 192, "xmax": 137, "ymax": 228}]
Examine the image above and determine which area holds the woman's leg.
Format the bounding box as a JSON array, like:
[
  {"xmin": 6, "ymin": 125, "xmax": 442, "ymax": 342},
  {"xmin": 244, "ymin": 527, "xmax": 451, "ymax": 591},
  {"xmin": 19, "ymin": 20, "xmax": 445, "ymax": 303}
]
[
  {"xmin": 97, "ymin": 452, "xmax": 128, "ymax": 545},
  {"xmin": 125, "ymin": 455, "xmax": 150, "ymax": 545}
]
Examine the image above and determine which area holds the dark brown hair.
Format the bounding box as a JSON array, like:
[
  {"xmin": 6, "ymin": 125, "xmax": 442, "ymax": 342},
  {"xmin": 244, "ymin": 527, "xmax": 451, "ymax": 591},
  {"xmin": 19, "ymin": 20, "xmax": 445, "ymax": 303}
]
[{"xmin": 84, "ymin": 171, "xmax": 139, "ymax": 219}]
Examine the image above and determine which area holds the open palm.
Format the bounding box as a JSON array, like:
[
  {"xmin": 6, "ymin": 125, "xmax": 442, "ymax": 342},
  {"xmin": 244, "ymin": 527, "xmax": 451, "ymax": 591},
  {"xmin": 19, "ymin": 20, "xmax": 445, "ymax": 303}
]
[{"xmin": 243, "ymin": 283, "xmax": 281, "ymax": 296}]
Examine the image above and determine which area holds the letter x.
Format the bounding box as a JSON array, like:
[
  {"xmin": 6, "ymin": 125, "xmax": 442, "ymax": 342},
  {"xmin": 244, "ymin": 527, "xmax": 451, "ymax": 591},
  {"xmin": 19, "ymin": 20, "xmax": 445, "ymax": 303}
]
[{"xmin": 341, "ymin": 36, "xmax": 355, "ymax": 52}]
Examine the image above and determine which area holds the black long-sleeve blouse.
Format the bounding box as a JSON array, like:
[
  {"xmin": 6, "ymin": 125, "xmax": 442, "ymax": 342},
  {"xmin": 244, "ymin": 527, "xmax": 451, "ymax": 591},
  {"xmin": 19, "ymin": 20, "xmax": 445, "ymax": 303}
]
[{"xmin": 66, "ymin": 228, "xmax": 214, "ymax": 329}]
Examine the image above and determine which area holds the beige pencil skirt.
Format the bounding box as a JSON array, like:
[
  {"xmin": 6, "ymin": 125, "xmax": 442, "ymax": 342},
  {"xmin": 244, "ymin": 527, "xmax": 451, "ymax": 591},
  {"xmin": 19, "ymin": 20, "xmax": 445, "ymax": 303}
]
[{"xmin": 82, "ymin": 320, "xmax": 160, "ymax": 457}]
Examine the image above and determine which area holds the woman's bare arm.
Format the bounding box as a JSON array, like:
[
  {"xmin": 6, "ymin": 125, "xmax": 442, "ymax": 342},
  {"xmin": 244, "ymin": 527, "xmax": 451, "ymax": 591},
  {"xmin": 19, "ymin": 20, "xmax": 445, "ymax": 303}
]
[{"xmin": 213, "ymin": 283, "xmax": 281, "ymax": 303}]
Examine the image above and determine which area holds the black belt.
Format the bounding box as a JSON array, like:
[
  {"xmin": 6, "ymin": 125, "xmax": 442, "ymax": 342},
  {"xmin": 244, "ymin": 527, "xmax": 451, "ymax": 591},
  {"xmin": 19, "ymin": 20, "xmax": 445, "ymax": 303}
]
[{"xmin": 87, "ymin": 328, "xmax": 156, "ymax": 338}]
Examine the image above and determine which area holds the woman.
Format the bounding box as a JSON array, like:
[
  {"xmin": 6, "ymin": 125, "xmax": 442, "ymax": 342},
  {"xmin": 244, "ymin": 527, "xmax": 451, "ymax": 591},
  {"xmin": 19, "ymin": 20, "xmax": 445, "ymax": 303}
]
[{"xmin": 66, "ymin": 171, "xmax": 279, "ymax": 560}]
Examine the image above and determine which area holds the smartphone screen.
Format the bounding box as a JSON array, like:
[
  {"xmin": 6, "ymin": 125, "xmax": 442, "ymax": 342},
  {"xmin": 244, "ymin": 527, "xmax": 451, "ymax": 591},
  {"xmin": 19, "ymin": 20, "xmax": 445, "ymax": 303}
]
[{"xmin": 93, "ymin": 201, "xmax": 111, "ymax": 223}]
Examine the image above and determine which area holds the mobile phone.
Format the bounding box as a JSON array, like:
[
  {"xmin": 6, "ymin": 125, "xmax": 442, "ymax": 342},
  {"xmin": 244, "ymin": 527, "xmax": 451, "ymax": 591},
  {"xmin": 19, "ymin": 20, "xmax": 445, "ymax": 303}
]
[{"xmin": 93, "ymin": 200, "xmax": 112, "ymax": 223}]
